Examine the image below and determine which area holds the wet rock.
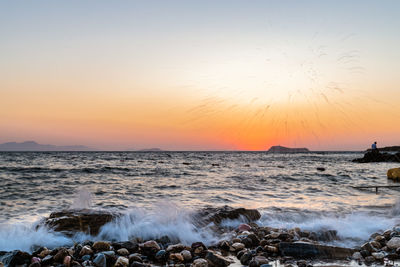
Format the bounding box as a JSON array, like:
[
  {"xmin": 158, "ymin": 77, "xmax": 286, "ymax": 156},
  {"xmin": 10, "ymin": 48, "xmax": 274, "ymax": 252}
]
[
  {"xmin": 193, "ymin": 258, "xmax": 208, "ymax": 267},
  {"xmin": 387, "ymin": 237, "xmax": 400, "ymax": 249},
  {"xmin": 41, "ymin": 255, "xmax": 53, "ymax": 265},
  {"xmin": 169, "ymin": 253, "xmax": 184, "ymax": 262},
  {"xmin": 115, "ymin": 256, "xmax": 129, "ymax": 267},
  {"xmin": 361, "ymin": 242, "xmax": 377, "ymax": 253},
  {"xmin": 29, "ymin": 262, "xmax": 41, "ymax": 267},
  {"xmin": 240, "ymin": 252, "xmax": 253, "ymax": 265},
  {"xmin": 79, "ymin": 246, "xmax": 93, "ymax": 257},
  {"xmin": 112, "ymin": 241, "xmax": 139, "ymax": 253},
  {"xmin": 352, "ymin": 151, "xmax": 400, "ymax": 163},
  {"xmin": 279, "ymin": 242, "xmax": 355, "ymax": 259},
  {"xmin": 93, "ymin": 241, "xmax": 111, "ymax": 252},
  {"xmin": 43, "ymin": 209, "xmax": 117, "ymax": 235},
  {"xmin": 129, "ymin": 261, "xmax": 149, "ymax": 267},
  {"xmin": 364, "ymin": 256, "xmax": 375, "ymax": 264},
  {"xmin": 81, "ymin": 255, "xmax": 91, "ymax": 261},
  {"xmin": 93, "ymin": 253, "xmax": 106, "ymax": 267},
  {"xmin": 232, "ymin": 243, "xmax": 245, "ymax": 251},
  {"xmin": 206, "ymin": 251, "xmax": 231, "ymax": 267},
  {"xmin": 316, "ymin": 167, "xmax": 326, "ymax": 171},
  {"xmin": 254, "ymin": 256, "xmax": 268, "ymax": 265},
  {"xmin": 260, "ymin": 265, "xmax": 272, "ymax": 267},
  {"xmin": 352, "ymin": 252, "xmax": 363, "ymax": 260},
  {"xmin": 370, "ymin": 241, "xmax": 382, "ymax": 250},
  {"xmin": 360, "ymin": 250, "xmax": 370, "ymax": 258},
  {"xmin": 117, "ymin": 248, "xmax": 129, "ymax": 256},
  {"xmin": 248, "ymin": 258, "xmax": 259, "ymax": 267},
  {"xmin": 238, "ymin": 224, "xmax": 252, "ymax": 232},
  {"xmin": 372, "ymin": 252, "xmax": 385, "ymax": 260},
  {"xmin": 181, "ymin": 250, "xmax": 192, "ymax": 261},
  {"xmin": 166, "ymin": 243, "xmax": 185, "ymax": 253},
  {"xmin": 197, "ymin": 206, "xmax": 261, "ymax": 226},
  {"xmin": 0, "ymin": 250, "xmax": 32, "ymax": 266},
  {"xmin": 247, "ymin": 234, "xmax": 260, "ymax": 246},
  {"xmin": 192, "ymin": 242, "xmax": 207, "ymax": 256},
  {"xmin": 155, "ymin": 250, "xmax": 166, "ymax": 261},
  {"xmin": 142, "ymin": 240, "xmax": 160, "ymax": 251},
  {"xmin": 264, "ymin": 246, "xmax": 278, "ymax": 253},
  {"xmin": 54, "ymin": 248, "xmax": 69, "ymax": 263},
  {"xmin": 31, "ymin": 257, "xmax": 41, "ymax": 263},
  {"xmin": 129, "ymin": 253, "xmax": 143, "ymax": 263},
  {"xmin": 219, "ymin": 240, "xmax": 230, "ymax": 250},
  {"xmin": 38, "ymin": 248, "xmax": 51, "ymax": 258},
  {"xmin": 63, "ymin": 255, "xmax": 71, "ymax": 267}
]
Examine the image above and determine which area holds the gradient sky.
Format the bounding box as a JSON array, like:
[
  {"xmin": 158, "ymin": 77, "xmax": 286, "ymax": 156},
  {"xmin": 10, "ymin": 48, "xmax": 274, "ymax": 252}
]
[{"xmin": 1, "ymin": 0, "xmax": 399, "ymax": 150}]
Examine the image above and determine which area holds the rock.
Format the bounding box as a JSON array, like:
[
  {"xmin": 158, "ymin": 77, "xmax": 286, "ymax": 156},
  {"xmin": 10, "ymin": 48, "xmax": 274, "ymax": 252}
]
[
  {"xmin": 0, "ymin": 250, "xmax": 31, "ymax": 266},
  {"xmin": 192, "ymin": 242, "xmax": 207, "ymax": 256},
  {"xmin": 112, "ymin": 241, "xmax": 139, "ymax": 253},
  {"xmin": 43, "ymin": 209, "xmax": 117, "ymax": 235},
  {"xmin": 387, "ymin": 237, "xmax": 400, "ymax": 249},
  {"xmin": 169, "ymin": 253, "xmax": 184, "ymax": 262},
  {"xmin": 117, "ymin": 248, "xmax": 129, "ymax": 256},
  {"xmin": 93, "ymin": 241, "xmax": 111, "ymax": 251},
  {"xmin": 370, "ymin": 241, "xmax": 382, "ymax": 249},
  {"xmin": 80, "ymin": 246, "xmax": 93, "ymax": 256},
  {"xmin": 155, "ymin": 250, "xmax": 167, "ymax": 261},
  {"xmin": 64, "ymin": 255, "xmax": 72, "ymax": 267},
  {"xmin": 193, "ymin": 258, "xmax": 208, "ymax": 267},
  {"xmin": 129, "ymin": 261, "xmax": 150, "ymax": 267},
  {"xmin": 279, "ymin": 242, "xmax": 355, "ymax": 259},
  {"xmin": 29, "ymin": 262, "xmax": 41, "ymax": 267},
  {"xmin": 260, "ymin": 265, "xmax": 272, "ymax": 267},
  {"xmin": 129, "ymin": 253, "xmax": 143, "ymax": 263},
  {"xmin": 38, "ymin": 248, "xmax": 51, "ymax": 258},
  {"xmin": 54, "ymin": 248, "xmax": 69, "ymax": 263},
  {"xmin": 232, "ymin": 243, "xmax": 245, "ymax": 251},
  {"xmin": 364, "ymin": 256, "xmax": 375, "ymax": 263},
  {"xmin": 206, "ymin": 251, "xmax": 231, "ymax": 267},
  {"xmin": 264, "ymin": 246, "xmax": 278, "ymax": 253},
  {"xmin": 353, "ymin": 151, "xmax": 400, "ymax": 163},
  {"xmin": 82, "ymin": 255, "xmax": 91, "ymax": 261},
  {"xmin": 196, "ymin": 206, "xmax": 261, "ymax": 226},
  {"xmin": 352, "ymin": 252, "xmax": 363, "ymax": 260},
  {"xmin": 316, "ymin": 167, "xmax": 326, "ymax": 171},
  {"xmin": 41, "ymin": 255, "xmax": 53, "ymax": 265},
  {"xmin": 142, "ymin": 240, "xmax": 160, "ymax": 250},
  {"xmin": 372, "ymin": 252, "xmax": 385, "ymax": 260},
  {"xmin": 238, "ymin": 224, "xmax": 252, "ymax": 232},
  {"xmin": 248, "ymin": 259, "xmax": 259, "ymax": 267},
  {"xmin": 181, "ymin": 250, "xmax": 192, "ymax": 261},
  {"xmin": 359, "ymin": 250, "xmax": 370, "ymax": 258},
  {"xmin": 247, "ymin": 234, "xmax": 260, "ymax": 246},
  {"xmin": 361, "ymin": 242, "xmax": 377, "ymax": 253},
  {"xmin": 166, "ymin": 243, "xmax": 185, "ymax": 252},
  {"xmin": 388, "ymin": 168, "xmax": 400, "ymax": 179},
  {"xmin": 114, "ymin": 256, "xmax": 129, "ymax": 267},
  {"xmin": 254, "ymin": 256, "xmax": 268, "ymax": 265},
  {"xmin": 93, "ymin": 253, "xmax": 106, "ymax": 267},
  {"xmin": 240, "ymin": 252, "xmax": 253, "ymax": 265}
]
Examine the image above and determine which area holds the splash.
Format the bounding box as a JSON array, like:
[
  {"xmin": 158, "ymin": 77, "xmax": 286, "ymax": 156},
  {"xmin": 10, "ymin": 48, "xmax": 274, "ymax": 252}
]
[{"xmin": 70, "ymin": 188, "xmax": 93, "ymax": 210}]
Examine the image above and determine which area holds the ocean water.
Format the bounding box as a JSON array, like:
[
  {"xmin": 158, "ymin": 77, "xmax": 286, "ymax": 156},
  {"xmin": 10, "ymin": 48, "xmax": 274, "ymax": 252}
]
[{"xmin": 1, "ymin": 151, "xmax": 400, "ymax": 252}]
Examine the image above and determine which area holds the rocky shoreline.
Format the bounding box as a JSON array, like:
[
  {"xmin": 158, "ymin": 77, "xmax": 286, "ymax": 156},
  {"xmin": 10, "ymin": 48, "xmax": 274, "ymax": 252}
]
[{"xmin": 1, "ymin": 207, "xmax": 400, "ymax": 267}]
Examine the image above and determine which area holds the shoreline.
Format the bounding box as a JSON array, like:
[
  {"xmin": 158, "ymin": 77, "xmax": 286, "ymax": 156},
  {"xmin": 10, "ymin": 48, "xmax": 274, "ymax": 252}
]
[{"xmin": 1, "ymin": 207, "xmax": 400, "ymax": 267}]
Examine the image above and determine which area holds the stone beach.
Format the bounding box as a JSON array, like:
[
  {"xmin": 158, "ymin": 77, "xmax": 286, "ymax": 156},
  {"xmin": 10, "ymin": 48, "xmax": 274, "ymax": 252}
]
[{"xmin": 2, "ymin": 207, "xmax": 400, "ymax": 267}]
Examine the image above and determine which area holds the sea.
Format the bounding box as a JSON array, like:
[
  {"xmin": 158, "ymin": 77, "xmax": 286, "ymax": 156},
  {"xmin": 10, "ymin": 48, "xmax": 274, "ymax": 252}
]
[{"xmin": 1, "ymin": 151, "xmax": 400, "ymax": 252}]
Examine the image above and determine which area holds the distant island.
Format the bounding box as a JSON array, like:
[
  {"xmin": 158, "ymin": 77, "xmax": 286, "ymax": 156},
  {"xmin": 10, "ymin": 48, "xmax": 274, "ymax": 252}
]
[
  {"xmin": 0, "ymin": 141, "xmax": 94, "ymax": 151},
  {"xmin": 267, "ymin": 145, "xmax": 309, "ymax": 153}
]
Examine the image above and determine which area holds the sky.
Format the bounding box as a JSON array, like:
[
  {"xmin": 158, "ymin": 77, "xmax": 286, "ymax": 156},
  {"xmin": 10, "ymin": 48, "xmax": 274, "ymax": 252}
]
[{"xmin": 0, "ymin": 0, "xmax": 399, "ymax": 150}]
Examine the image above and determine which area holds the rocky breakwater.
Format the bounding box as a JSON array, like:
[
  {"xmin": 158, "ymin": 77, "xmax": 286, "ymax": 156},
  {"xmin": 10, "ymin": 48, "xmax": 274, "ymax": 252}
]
[{"xmin": 353, "ymin": 151, "xmax": 400, "ymax": 163}]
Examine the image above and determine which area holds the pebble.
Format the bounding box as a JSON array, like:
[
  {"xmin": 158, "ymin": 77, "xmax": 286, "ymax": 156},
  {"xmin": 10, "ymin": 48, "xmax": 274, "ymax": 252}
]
[
  {"xmin": 29, "ymin": 262, "xmax": 41, "ymax": 267},
  {"xmin": 181, "ymin": 250, "xmax": 192, "ymax": 261},
  {"xmin": 93, "ymin": 241, "xmax": 111, "ymax": 251},
  {"xmin": 93, "ymin": 253, "xmax": 106, "ymax": 267},
  {"xmin": 206, "ymin": 251, "xmax": 231, "ymax": 267},
  {"xmin": 143, "ymin": 240, "xmax": 160, "ymax": 250},
  {"xmin": 63, "ymin": 255, "xmax": 71, "ymax": 267},
  {"xmin": 387, "ymin": 237, "xmax": 400, "ymax": 249},
  {"xmin": 169, "ymin": 253, "xmax": 184, "ymax": 262},
  {"xmin": 372, "ymin": 252, "xmax": 385, "ymax": 260},
  {"xmin": 114, "ymin": 256, "xmax": 129, "ymax": 267},
  {"xmin": 117, "ymin": 248, "xmax": 129, "ymax": 256},
  {"xmin": 193, "ymin": 258, "xmax": 208, "ymax": 267},
  {"xmin": 352, "ymin": 252, "xmax": 363, "ymax": 260},
  {"xmin": 38, "ymin": 248, "xmax": 51, "ymax": 258},
  {"xmin": 54, "ymin": 248, "xmax": 69, "ymax": 263},
  {"xmin": 166, "ymin": 243, "xmax": 185, "ymax": 252},
  {"xmin": 232, "ymin": 242, "xmax": 245, "ymax": 251},
  {"xmin": 80, "ymin": 246, "xmax": 93, "ymax": 256}
]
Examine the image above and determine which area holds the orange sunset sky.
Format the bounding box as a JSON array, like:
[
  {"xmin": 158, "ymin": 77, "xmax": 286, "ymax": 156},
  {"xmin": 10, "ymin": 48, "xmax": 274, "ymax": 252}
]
[{"xmin": 1, "ymin": 1, "xmax": 400, "ymax": 150}]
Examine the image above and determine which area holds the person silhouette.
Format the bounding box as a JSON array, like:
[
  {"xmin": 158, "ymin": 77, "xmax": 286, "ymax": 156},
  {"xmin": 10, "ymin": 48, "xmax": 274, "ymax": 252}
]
[{"xmin": 371, "ymin": 141, "xmax": 378, "ymax": 153}]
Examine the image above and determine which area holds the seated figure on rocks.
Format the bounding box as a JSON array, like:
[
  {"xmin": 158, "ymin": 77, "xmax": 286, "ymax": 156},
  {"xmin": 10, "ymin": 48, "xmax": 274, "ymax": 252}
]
[{"xmin": 371, "ymin": 142, "xmax": 378, "ymax": 153}]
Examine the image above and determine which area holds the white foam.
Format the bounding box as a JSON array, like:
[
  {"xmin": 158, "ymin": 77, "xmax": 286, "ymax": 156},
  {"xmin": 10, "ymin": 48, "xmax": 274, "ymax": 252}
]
[
  {"xmin": 98, "ymin": 202, "xmax": 220, "ymax": 245},
  {"xmin": 0, "ymin": 222, "xmax": 73, "ymax": 252}
]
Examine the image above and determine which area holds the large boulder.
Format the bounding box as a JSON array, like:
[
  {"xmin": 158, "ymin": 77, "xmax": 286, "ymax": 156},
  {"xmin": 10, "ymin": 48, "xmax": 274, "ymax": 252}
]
[
  {"xmin": 43, "ymin": 209, "xmax": 118, "ymax": 235},
  {"xmin": 279, "ymin": 242, "xmax": 355, "ymax": 259},
  {"xmin": 196, "ymin": 206, "xmax": 261, "ymax": 226},
  {"xmin": 353, "ymin": 151, "xmax": 400, "ymax": 163}
]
